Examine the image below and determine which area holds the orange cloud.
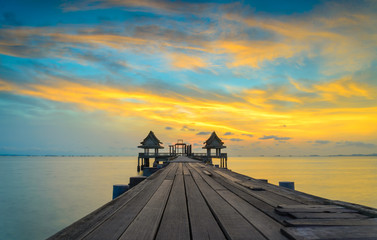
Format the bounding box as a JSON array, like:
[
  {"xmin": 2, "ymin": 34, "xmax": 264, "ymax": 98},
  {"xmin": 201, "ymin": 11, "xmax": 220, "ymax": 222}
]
[
  {"xmin": 215, "ymin": 40, "xmax": 307, "ymax": 68},
  {"xmin": 169, "ymin": 53, "xmax": 208, "ymax": 70},
  {"xmin": 290, "ymin": 76, "xmax": 374, "ymax": 102},
  {"xmin": 1, "ymin": 4, "xmax": 376, "ymax": 74},
  {"xmin": 223, "ymin": 9, "xmax": 377, "ymax": 73},
  {"xmin": 1, "ymin": 76, "xmax": 376, "ymax": 143}
]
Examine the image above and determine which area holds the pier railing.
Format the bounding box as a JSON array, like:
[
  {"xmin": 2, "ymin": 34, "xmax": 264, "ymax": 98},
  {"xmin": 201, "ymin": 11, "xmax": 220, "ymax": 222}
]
[
  {"xmin": 138, "ymin": 153, "xmax": 173, "ymax": 158},
  {"xmin": 138, "ymin": 152, "xmax": 227, "ymax": 158},
  {"xmin": 191, "ymin": 153, "xmax": 228, "ymax": 158}
]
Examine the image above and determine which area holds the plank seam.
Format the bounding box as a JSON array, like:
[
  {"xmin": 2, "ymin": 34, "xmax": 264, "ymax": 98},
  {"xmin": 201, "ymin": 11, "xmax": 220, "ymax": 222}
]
[
  {"xmin": 186, "ymin": 164, "xmax": 231, "ymax": 240},
  {"xmin": 82, "ymin": 163, "xmax": 175, "ymax": 239},
  {"xmin": 152, "ymin": 165, "xmax": 178, "ymax": 240},
  {"xmin": 189, "ymin": 163, "xmax": 269, "ymax": 240},
  {"xmin": 183, "ymin": 163, "xmax": 193, "ymax": 240}
]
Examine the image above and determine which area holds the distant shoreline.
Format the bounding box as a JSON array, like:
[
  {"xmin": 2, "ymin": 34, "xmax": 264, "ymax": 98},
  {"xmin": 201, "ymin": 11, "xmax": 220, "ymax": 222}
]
[{"xmin": 1, "ymin": 154, "xmax": 376, "ymax": 157}]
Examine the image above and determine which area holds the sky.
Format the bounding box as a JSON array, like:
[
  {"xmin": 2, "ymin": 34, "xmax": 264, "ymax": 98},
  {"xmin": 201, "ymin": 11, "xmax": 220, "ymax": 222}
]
[{"xmin": 0, "ymin": 0, "xmax": 376, "ymax": 156}]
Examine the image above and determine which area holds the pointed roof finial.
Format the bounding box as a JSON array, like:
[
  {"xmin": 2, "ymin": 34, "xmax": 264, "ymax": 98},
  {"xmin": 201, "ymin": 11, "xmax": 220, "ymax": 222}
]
[
  {"xmin": 138, "ymin": 131, "xmax": 164, "ymax": 149},
  {"xmin": 202, "ymin": 131, "xmax": 226, "ymax": 149}
]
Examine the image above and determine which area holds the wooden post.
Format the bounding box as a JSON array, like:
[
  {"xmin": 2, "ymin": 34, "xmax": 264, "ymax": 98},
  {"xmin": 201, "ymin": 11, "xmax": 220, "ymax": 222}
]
[
  {"xmin": 279, "ymin": 181, "xmax": 295, "ymax": 190},
  {"xmin": 113, "ymin": 184, "xmax": 129, "ymax": 199},
  {"xmin": 137, "ymin": 157, "xmax": 140, "ymax": 172},
  {"xmin": 129, "ymin": 176, "xmax": 147, "ymax": 188}
]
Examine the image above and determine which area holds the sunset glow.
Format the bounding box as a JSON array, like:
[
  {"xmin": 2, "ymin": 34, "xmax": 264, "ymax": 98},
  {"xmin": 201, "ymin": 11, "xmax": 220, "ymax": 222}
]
[{"xmin": 1, "ymin": 0, "xmax": 376, "ymax": 155}]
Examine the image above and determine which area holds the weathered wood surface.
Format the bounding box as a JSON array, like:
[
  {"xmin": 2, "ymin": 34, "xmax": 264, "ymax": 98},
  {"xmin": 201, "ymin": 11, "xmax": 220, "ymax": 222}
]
[
  {"xmin": 49, "ymin": 156, "xmax": 377, "ymax": 240},
  {"xmin": 284, "ymin": 218, "xmax": 377, "ymax": 227},
  {"xmin": 282, "ymin": 226, "xmax": 377, "ymax": 239}
]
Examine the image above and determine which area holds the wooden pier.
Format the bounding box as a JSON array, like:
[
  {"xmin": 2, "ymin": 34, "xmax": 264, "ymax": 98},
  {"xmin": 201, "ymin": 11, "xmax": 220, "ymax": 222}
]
[
  {"xmin": 50, "ymin": 156, "xmax": 377, "ymax": 240},
  {"xmin": 137, "ymin": 131, "xmax": 227, "ymax": 171}
]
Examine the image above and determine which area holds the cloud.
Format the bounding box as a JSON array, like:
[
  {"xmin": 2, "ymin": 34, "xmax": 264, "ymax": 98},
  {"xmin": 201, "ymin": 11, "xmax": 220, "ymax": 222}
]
[
  {"xmin": 0, "ymin": 77, "xmax": 269, "ymax": 135},
  {"xmin": 315, "ymin": 140, "xmax": 331, "ymax": 144},
  {"xmin": 0, "ymin": 0, "xmax": 377, "ymax": 149},
  {"xmin": 165, "ymin": 126, "xmax": 173, "ymax": 130},
  {"xmin": 169, "ymin": 53, "xmax": 208, "ymax": 71},
  {"xmin": 224, "ymin": 132, "xmax": 234, "ymax": 135},
  {"xmin": 242, "ymin": 133, "xmax": 253, "ymax": 137},
  {"xmin": 181, "ymin": 126, "xmax": 196, "ymax": 132},
  {"xmin": 196, "ymin": 132, "xmax": 211, "ymax": 135},
  {"xmin": 61, "ymin": 0, "xmax": 213, "ymax": 15},
  {"xmin": 259, "ymin": 135, "xmax": 291, "ymax": 140},
  {"xmin": 1, "ymin": 73, "xmax": 376, "ymax": 143},
  {"xmin": 222, "ymin": 3, "xmax": 377, "ymax": 73},
  {"xmin": 229, "ymin": 138, "xmax": 243, "ymax": 142},
  {"xmin": 290, "ymin": 76, "xmax": 373, "ymax": 102},
  {"xmin": 336, "ymin": 141, "xmax": 376, "ymax": 148},
  {"xmin": 216, "ymin": 40, "xmax": 306, "ymax": 68},
  {"xmin": 2, "ymin": 0, "xmax": 377, "ymax": 78}
]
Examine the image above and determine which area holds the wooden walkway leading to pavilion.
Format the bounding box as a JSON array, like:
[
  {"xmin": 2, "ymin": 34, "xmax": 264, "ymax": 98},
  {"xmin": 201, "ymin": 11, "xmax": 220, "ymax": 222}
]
[{"xmin": 49, "ymin": 156, "xmax": 377, "ymax": 240}]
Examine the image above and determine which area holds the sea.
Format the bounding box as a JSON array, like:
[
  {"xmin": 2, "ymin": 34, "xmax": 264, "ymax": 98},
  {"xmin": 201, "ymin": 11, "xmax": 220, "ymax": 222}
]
[{"xmin": 0, "ymin": 156, "xmax": 376, "ymax": 239}]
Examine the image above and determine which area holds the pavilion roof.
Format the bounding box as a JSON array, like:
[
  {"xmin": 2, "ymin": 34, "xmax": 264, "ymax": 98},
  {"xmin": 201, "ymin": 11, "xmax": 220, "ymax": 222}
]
[
  {"xmin": 138, "ymin": 131, "xmax": 164, "ymax": 149},
  {"xmin": 202, "ymin": 131, "xmax": 226, "ymax": 149}
]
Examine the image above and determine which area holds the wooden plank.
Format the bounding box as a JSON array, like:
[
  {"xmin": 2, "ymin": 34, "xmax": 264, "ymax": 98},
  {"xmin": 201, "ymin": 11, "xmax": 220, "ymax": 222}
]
[
  {"xmin": 282, "ymin": 226, "xmax": 377, "ymax": 239},
  {"xmin": 183, "ymin": 166, "xmax": 226, "ymax": 240},
  {"xmin": 285, "ymin": 218, "xmax": 377, "ymax": 227},
  {"xmin": 192, "ymin": 164, "xmax": 287, "ymax": 239},
  {"xmin": 119, "ymin": 180, "xmax": 173, "ymax": 240},
  {"xmin": 49, "ymin": 163, "xmax": 174, "ymax": 240},
  {"xmin": 255, "ymin": 191, "xmax": 300, "ymax": 206},
  {"xmin": 217, "ymin": 190, "xmax": 288, "ymax": 240},
  {"xmin": 213, "ymin": 169, "xmax": 242, "ymax": 183},
  {"xmin": 166, "ymin": 163, "xmax": 179, "ymax": 180},
  {"xmin": 183, "ymin": 163, "xmax": 191, "ymax": 175},
  {"xmin": 204, "ymin": 165, "xmax": 301, "ymax": 207},
  {"xmin": 189, "ymin": 163, "xmax": 226, "ymax": 191},
  {"xmin": 276, "ymin": 207, "xmax": 357, "ymax": 214},
  {"xmin": 155, "ymin": 174, "xmax": 190, "ymax": 240},
  {"xmin": 204, "ymin": 166, "xmax": 290, "ymax": 224},
  {"xmin": 187, "ymin": 164, "xmax": 267, "ymax": 240},
  {"xmin": 83, "ymin": 163, "xmax": 178, "ymax": 240},
  {"xmin": 277, "ymin": 204, "xmax": 343, "ymax": 209},
  {"xmin": 289, "ymin": 212, "xmax": 369, "ymax": 219},
  {"xmin": 176, "ymin": 162, "xmax": 183, "ymax": 175},
  {"xmin": 215, "ymin": 168, "xmax": 325, "ymax": 205}
]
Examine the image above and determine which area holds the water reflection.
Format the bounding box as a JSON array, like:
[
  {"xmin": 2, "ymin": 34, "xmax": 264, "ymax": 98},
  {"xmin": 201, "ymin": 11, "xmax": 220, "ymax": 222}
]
[{"xmin": 225, "ymin": 156, "xmax": 377, "ymax": 208}]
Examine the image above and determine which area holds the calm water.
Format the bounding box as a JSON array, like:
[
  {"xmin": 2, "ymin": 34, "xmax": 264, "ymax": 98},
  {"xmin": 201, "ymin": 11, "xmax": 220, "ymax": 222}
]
[{"xmin": 0, "ymin": 156, "xmax": 376, "ymax": 239}]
